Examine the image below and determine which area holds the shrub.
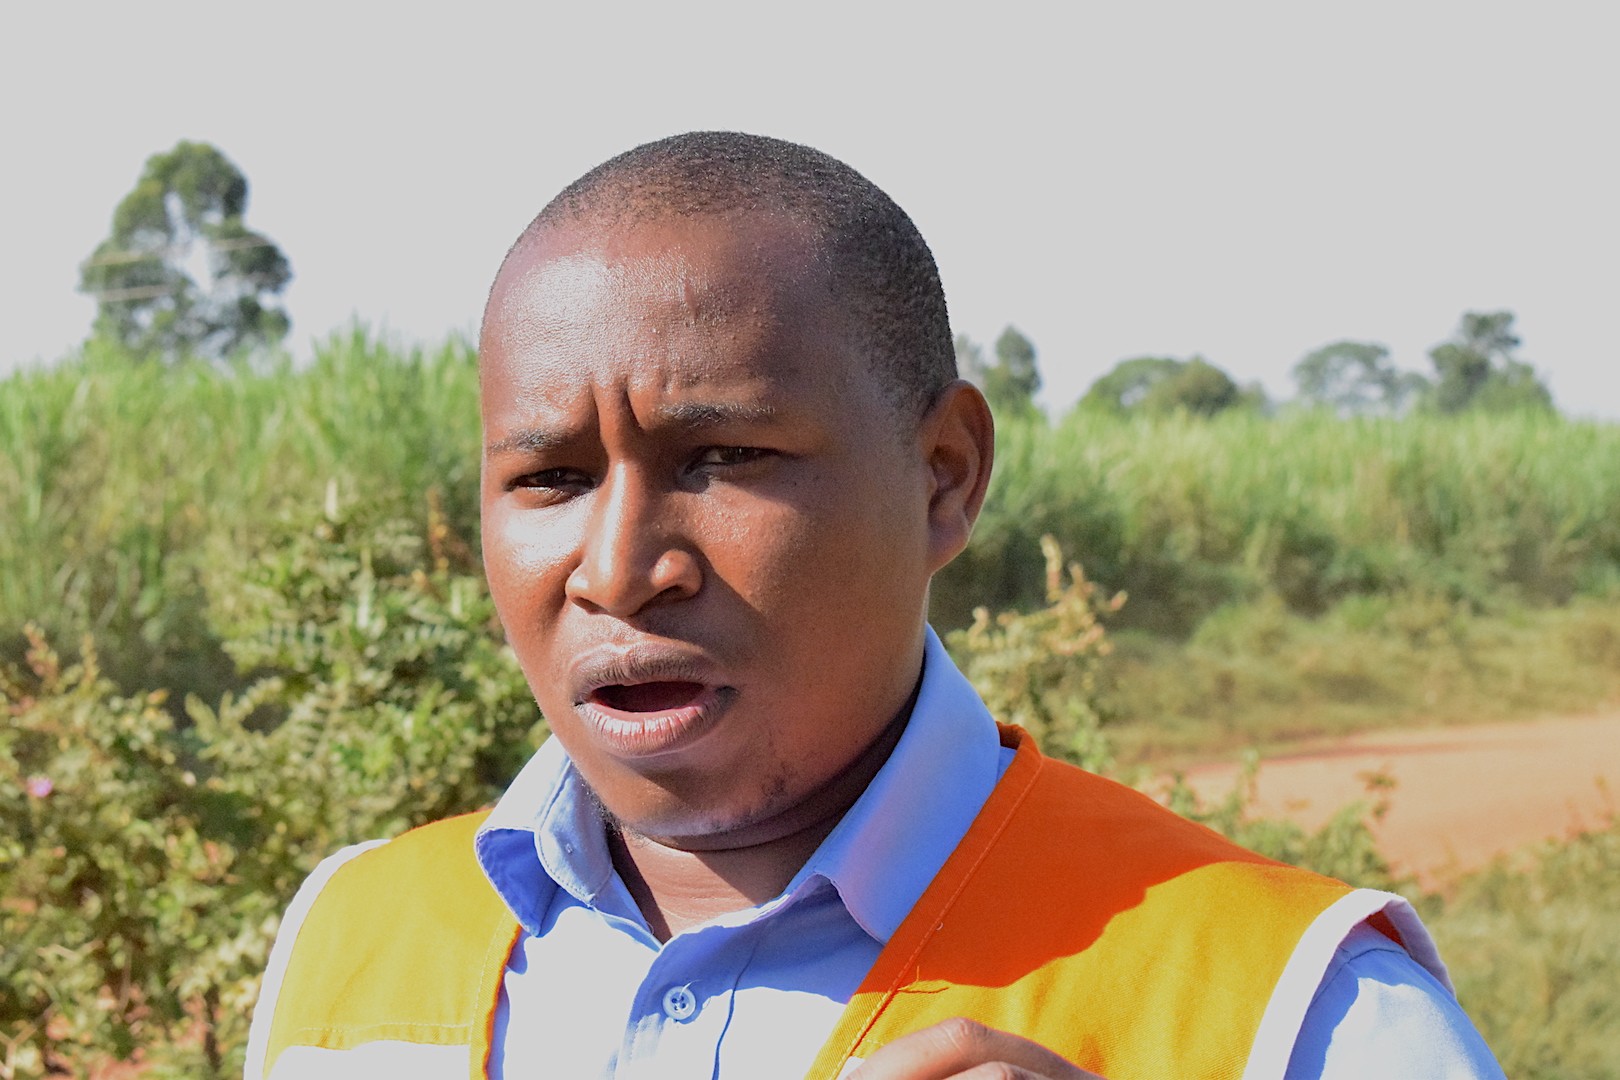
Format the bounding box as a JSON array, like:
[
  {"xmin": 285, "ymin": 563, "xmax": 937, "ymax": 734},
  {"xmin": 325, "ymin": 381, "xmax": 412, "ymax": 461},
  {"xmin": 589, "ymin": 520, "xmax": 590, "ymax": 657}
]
[
  {"xmin": 1160, "ymin": 754, "xmax": 1401, "ymax": 892},
  {"xmin": 0, "ymin": 498, "xmax": 537, "ymax": 1077},
  {"xmin": 1, "ymin": 629, "xmax": 254, "ymax": 1077},
  {"xmin": 1424, "ymin": 819, "xmax": 1620, "ymax": 1079},
  {"xmin": 946, "ymin": 536, "xmax": 1124, "ymax": 772}
]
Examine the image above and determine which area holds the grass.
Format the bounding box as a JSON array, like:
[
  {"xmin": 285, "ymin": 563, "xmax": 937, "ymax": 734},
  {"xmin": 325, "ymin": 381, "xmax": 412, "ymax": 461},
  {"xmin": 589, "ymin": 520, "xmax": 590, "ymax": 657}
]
[
  {"xmin": 1422, "ymin": 818, "xmax": 1620, "ymax": 1079},
  {"xmin": 0, "ymin": 331, "xmax": 482, "ymax": 699},
  {"xmin": 937, "ymin": 407, "xmax": 1620, "ymax": 761},
  {"xmin": 1105, "ymin": 592, "xmax": 1620, "ymax": 765},
  {"xmin": 941, "ymin": 407, "xmax": 1620, "ymax": 635},
  {"xmin": 6, "ymin": 335, "xmax": 1620, "ymax": 760}
]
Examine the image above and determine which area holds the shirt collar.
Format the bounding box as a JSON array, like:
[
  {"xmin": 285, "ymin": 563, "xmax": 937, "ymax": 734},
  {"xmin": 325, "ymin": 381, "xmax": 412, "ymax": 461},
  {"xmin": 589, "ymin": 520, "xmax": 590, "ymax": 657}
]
[{"xmin": 475, "ymin": 626, "xmax": 1005, "ymax": 945}]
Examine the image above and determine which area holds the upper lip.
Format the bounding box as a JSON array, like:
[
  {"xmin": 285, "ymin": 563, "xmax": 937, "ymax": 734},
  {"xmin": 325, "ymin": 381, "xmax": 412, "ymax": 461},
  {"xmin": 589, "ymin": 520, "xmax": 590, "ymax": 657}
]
[{"xmin": 568, "ymin": 641, "xmax": 728, "ymax": 705}]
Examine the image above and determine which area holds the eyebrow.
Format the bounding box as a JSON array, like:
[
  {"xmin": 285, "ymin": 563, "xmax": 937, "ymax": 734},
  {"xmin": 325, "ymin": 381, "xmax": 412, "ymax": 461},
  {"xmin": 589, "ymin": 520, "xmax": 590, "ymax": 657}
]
[
  {"xmin": 483, "ymin": 428, "xmax": 571, "ymax": 456},
  {"xmin": 654, "ymin": 401, "xmax": 779, "ymax": 427},
  {"xmin": 483, "ymin": 402, "xmax": 780, "ymax": 456}
]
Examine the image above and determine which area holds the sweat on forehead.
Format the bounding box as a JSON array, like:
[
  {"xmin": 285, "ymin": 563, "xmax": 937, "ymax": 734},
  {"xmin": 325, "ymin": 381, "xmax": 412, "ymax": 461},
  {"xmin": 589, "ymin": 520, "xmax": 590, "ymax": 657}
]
[{"xmin": 485, "ymin": 131, "xmax": 958, "ymax": 418}]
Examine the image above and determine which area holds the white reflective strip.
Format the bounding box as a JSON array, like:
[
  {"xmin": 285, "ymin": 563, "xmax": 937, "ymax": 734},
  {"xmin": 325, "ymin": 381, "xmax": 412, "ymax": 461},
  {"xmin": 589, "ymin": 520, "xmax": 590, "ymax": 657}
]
[
  {"xmin": 243, "ymin": 839, "xmax": 390, "ymax": 1080},
  {"xmin": 267, "ymin": 1040, "xmax": 470, "ymax": 1080},
  {"xmin": 1240, "ymin": 888, "xmax": 1447, "ymax": 1080},
  {"xmin": 1374, "ymin": 896, "xmax": 1451, "ymax": 993}
]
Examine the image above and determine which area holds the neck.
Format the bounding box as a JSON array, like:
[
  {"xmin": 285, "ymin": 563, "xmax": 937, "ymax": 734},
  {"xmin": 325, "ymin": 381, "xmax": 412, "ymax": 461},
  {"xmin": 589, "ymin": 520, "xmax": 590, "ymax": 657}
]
[{"xmin": 607, "ymin": 683, "xmax": 918, "ymax": 942}]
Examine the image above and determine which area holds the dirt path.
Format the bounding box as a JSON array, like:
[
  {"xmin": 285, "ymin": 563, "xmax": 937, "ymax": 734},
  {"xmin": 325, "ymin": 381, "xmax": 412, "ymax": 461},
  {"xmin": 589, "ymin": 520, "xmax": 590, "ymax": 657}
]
[{"xmin": 1177, "ymin": 712, "xmax": 1620, "ymax": 886}]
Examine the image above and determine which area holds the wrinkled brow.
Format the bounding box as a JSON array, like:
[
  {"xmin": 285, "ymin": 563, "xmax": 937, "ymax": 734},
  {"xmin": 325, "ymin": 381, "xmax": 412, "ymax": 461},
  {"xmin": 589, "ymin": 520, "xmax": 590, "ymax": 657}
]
[
  {"xmin": 483, "ymin": 428, "xmax": 570, "ymax": 456},
  {"xmin": 483, "ymin": 402, "xmax": 779, "ymax": 456},
  {"xmin": 655, "ymin": 402, "xmax": 778, "ymax": 427}
]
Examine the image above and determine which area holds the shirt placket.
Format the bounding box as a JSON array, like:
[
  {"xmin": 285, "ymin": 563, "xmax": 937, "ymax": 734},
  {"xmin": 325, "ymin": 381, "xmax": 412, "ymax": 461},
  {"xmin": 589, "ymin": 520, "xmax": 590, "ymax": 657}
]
[{"xmin": 614, "ymin": 923, "xmax": 761, "ymax": 1080}]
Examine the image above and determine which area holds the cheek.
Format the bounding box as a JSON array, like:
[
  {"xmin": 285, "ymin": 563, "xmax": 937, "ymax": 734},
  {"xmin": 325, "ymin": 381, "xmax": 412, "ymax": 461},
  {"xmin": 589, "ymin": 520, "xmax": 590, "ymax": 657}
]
[
  {"xmin": 482, "ymin": 504, "xmax": 579, "ymax": 652},
  {"xmin": 702, "ymin": 471, "xmax": 925, "ymax": 636}
]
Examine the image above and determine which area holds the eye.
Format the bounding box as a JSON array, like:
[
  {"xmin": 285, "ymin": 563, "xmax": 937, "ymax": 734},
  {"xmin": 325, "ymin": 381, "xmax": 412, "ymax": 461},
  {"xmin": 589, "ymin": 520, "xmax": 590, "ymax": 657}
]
[
  {"xmin": 694, "ymin": 446, "xmax": 773, "ymax": 468},
  {"xmin": 507, "ymin": 467, "xmax": 595, "ymax": 499}
]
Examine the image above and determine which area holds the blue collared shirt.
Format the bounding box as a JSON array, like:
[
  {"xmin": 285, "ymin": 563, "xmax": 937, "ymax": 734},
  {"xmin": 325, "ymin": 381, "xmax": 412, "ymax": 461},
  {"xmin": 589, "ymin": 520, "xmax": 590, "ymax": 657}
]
[{"xmin": 474, "ymin": 628, "xmax": 1503, "ymax": 1079}]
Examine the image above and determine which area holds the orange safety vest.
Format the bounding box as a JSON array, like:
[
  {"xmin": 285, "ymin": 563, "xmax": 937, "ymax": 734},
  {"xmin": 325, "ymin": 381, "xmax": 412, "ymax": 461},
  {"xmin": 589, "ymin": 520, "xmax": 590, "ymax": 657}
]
[{"xmin": 249, "ymin": 725, "xmax": 1443, "ymax": 1080}]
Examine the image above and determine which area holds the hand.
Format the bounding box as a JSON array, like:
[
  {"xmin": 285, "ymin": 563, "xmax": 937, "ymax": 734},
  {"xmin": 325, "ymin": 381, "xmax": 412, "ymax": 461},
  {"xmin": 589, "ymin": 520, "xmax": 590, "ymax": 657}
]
[{"xmin": 845, "ymin": 1018, "xmax": 1106, "ymax": 1080}]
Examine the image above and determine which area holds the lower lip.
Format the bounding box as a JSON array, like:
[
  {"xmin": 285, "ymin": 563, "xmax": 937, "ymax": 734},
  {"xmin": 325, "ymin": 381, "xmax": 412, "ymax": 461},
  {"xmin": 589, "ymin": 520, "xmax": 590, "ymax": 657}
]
[{"xmin": 576, "ymin": 686, "xmax": 728, "ymax": 758}]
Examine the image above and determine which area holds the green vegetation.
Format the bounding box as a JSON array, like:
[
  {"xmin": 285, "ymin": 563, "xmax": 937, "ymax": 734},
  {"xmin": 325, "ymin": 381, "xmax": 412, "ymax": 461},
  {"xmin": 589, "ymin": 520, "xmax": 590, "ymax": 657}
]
[
  {"xmin": 1078, "ymin": 355, "xmax": 1267, "ymax": 418},
  {"xmin": 943, "ymin": 405, "xmax": 1620, "ymax": 633},
  {"xmin": 956, "ymin": 326, "xmax": 1043, "ymax": 416},
  {"xmin": 938, "ymin": 404, "xmax": 1620, "ymax": 762},
  {"xmin": 1, "ymin": 332, "xmax": 481, "ymax": 704},
  {"xmin": 1292, "ymin": 340, "xmax": 1426, "ymax": 417},
  {"xmin": 1423, "ymin": 820, "xmax": 1620, "ymax": 1078},
  {"xmin": 3, "ymin": 334, "xmax": 1617, "ymax": 1076},
  {"xmin": 2, "ymin": 503, "xmax": 531, "ymax": 1076},
  {"xmin": 1427, "ymin": 311, "xmax": 1553, "ymax": 416},
  {"xmin": 78, "ymin": 141, "xmax": 291, "ymax": 360},
  {"xmin": 1291, "ymin": 312, "xmax": 1552, "ymax": 418}
]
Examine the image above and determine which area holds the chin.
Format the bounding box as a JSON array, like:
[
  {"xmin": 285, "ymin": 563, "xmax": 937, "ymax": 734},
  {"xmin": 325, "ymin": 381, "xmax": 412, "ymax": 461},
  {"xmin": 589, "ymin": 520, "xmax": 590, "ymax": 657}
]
[{"xmin": 606, "ymin": 767, "xmax": 799, "ymax": 846}]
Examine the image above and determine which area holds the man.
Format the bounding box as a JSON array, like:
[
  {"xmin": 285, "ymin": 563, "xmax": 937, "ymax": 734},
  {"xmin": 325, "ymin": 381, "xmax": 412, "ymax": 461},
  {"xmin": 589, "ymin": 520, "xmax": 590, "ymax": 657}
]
[{"xmin": 244, "ymin": 133, "xmax": 1504, "ymax": 1079}]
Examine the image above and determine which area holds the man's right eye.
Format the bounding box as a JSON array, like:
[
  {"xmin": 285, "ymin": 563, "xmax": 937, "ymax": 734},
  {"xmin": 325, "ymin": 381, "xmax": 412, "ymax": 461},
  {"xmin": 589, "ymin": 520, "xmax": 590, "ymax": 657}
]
[{"xmin": 508, "ymin": 468, "xmax": 595, "ymax": 496}]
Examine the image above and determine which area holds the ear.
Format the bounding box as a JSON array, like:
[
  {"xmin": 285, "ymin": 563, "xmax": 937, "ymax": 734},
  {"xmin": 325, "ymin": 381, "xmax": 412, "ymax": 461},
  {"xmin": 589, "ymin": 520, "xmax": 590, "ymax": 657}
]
[{"xmin": 919, "ymin": 380, "xmax": 996, "ymax": 575}]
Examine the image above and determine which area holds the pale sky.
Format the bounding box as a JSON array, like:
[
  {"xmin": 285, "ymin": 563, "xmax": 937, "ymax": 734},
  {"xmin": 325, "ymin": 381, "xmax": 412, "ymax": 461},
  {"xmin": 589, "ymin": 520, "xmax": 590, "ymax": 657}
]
[{"xmin": 3, "ymin": 1, "xmax": 1616, "ymax": 416}]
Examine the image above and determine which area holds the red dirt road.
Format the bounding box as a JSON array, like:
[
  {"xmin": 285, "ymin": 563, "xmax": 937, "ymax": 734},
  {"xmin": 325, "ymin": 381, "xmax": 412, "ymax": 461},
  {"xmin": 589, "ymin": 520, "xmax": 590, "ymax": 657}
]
[{"xmin": 1178, "ymin": 712, "xmax": 1620, "ymax": 886}]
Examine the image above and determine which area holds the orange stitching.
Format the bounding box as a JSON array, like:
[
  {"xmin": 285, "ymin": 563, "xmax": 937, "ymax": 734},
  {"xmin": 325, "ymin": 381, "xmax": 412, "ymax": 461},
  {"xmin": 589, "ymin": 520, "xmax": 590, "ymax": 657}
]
[{"xmin": 470, "ymin": 913, "xmax": 522, "ymax": 1079}]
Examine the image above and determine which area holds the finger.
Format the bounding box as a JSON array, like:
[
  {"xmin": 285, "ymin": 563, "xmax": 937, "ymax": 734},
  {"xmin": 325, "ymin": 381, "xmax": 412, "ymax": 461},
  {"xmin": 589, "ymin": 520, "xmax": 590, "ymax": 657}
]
[
  {"xmin": 952, "ymin": 1064, "xmax": 1050, "ymax": 1080},
  {"xmin": 845, "ymin": 1018, "xmax": 1103, "ymax": 1080}
]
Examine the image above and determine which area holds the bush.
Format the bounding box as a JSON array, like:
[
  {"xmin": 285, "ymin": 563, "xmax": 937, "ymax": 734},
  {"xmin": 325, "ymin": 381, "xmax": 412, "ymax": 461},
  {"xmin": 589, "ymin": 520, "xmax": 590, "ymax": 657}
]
[
  {"xmin": 1160, "ymin": 753, "xmax": 1401, "ymax": 892},
  {"xmin": 0, "ymin": 331, "xmax": 482, "ymax": 704},
  {"xmin": 0, "ymin": 499, "xmax": 536, "ymax": 1077},
  {"xmin": 946, "ymin": 536, "xmax": 1124, "ymax": 772},
  {"xmin": 947, "ymin": 546, "xmax": 1400, "ymax": 891},
  {"xmin": 1, "ymin": 630, "xmax": 255, "ymax": 1077},
  {"xmin": 1424, "ymin": 819, "xmax": 1620, "ymax": 1079},
  {"xmin": 193, "ymin": 494, "xmax": 539, "ymax": 860}
]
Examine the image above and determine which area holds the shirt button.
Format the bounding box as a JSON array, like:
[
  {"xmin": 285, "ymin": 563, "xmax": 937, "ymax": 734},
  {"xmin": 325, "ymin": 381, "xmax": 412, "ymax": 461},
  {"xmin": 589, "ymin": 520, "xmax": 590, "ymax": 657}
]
[{"xmin": 661, "ymin": 985, "xmax": 697, "ymax": 1021}]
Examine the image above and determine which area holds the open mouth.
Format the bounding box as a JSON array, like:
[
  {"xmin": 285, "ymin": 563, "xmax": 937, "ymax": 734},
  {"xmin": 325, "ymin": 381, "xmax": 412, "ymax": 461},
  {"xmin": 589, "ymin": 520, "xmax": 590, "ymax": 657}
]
[
  {"xmin": 578, "ymin": 679, "xmax": 728, "ymax": 757},
  {"xmin": 590, "ymin": 681, "xmax": 709, "ymax": 714}
]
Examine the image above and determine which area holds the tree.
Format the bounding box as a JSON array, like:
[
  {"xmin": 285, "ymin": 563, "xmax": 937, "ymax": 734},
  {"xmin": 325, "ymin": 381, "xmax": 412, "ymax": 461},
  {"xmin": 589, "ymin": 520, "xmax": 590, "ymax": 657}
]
[
  {"xmin": 955, "ymin": 333, "xmax": 987, "ymax": 384},
  {"xmin": 1426, "ymin": 311, "xmax": 1553, "ymax": 414},
  {"xmin": 988, "ymin": 326, "xmax": 1041, "ymax": 411},
  {"xmin": 958, "ymin": 326, "xmax": 1042, "ymax": 414},
  {"xmin": 1081, "ymin": 356, "xmax": 1180, "ymax": 413},
  {"xmin": 1081, "ymin": 356, "xmax": 1264, "ymax": 417},
  {"xmin": 1292, "ymin": 340, "xmax": 1427, "ymax": 416},
  {"xmin": 79, "ymin": 142, "xmax": 291, "ymax": 360}
]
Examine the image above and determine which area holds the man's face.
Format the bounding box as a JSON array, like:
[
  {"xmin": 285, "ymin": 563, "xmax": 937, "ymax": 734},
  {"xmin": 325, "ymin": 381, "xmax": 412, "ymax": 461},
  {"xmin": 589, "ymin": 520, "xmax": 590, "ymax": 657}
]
[{"xmin": 479, "ymin": 214, "xmax": 938, "ymax": 843}]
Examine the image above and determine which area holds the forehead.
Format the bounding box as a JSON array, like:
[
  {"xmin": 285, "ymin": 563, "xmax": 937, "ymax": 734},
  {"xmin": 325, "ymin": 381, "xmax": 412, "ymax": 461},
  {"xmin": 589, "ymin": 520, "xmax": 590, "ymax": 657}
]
[{"xmin": 479, "ymin": 215, "xmax": 858, "ymax": 409}]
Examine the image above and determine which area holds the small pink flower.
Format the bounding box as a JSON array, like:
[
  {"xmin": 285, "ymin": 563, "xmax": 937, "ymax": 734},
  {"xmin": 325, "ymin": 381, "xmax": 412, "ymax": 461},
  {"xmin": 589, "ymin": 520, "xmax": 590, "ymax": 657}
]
[{"xmin": 25, "ymin": 776, "xmax": 53, "ymax": 798}]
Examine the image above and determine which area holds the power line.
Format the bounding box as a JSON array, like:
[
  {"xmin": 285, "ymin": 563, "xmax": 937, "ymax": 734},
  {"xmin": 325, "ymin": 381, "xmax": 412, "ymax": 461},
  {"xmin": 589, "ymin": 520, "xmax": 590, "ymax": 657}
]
[
  {"xmin": 88, "ymin": 284, "xmax": 179, "ymax": 302},
  {"xmin": 80, "ymin": 236, "xmax": 278, "ymax": 269}
]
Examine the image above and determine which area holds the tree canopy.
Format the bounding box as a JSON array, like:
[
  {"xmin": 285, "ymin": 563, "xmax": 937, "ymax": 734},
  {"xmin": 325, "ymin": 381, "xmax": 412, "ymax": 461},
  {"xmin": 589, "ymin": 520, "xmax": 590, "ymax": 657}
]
[
  {"xmin": 1292, "ymin": 340, "xmax": 1427, "ymax": 416},
  {"xmin": 78, "ymin": 142, "xmax": 291, "ymax": 360},
  {"xmin": 1081, "ymin": 355, "xmax": 1264, "ymax": 417},
  {"xmin": 958, "ymin": 326, "xmax": 1042, "ymax": 414},
  {"xmin": 1426, "ymin": 311, "xmax": 1552, "ymax": 414}
]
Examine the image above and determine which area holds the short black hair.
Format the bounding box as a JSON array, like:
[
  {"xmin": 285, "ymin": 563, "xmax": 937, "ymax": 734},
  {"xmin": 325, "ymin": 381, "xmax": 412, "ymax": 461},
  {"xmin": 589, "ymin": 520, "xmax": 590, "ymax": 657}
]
[{"xmin": 503, "ymin": 132, "xmax": 957, "ymax": 417}]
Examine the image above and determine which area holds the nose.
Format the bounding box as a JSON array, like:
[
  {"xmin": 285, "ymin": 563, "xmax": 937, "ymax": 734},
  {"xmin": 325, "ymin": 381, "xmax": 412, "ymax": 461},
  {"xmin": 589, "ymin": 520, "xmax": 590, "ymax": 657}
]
[{"xmin": 565, "ymin": 465, "xmax": 702, "ymax": 618}]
